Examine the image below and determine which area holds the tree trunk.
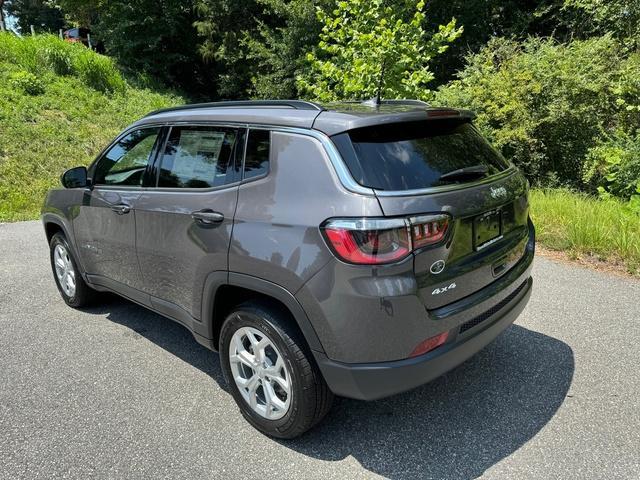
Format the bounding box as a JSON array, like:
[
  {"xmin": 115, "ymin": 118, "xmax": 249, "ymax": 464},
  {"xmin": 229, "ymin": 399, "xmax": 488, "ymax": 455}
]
[{"xmin": 0, "ymin": 0, "xmax": 6, "ymax": 31}]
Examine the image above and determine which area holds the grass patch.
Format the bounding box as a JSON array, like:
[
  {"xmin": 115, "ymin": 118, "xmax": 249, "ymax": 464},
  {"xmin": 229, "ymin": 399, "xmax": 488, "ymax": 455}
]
[
  {"xmin": 530, "ymin": 189, "xmax": 640, "ymax": 275},
  {"xmin": 0, "ymin": 33, "xmax": 184, "ymax": 221}
]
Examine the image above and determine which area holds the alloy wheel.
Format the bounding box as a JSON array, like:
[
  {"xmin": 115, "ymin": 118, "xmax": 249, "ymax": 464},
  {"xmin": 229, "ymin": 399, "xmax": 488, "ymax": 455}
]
[
  {"xmin": 53, "ymin": 244, "xmax": 76, "ymax": 298},
  {"xmin": 228, "ymin": 325, "xmax": 291, "ymax": 420}
]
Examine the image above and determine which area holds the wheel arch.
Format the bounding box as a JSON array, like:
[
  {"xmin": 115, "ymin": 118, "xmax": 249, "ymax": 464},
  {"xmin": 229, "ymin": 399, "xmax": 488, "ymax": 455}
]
[
  {"xmin": 43, "ymin": 216, "xmax": 66, "ymax": 243},
  {"xmin": 202, "ymin": 272, "xmax": 324, "ymax": 353},
  {"xmin": 42, "ymin": 214, "xmax": 89, "ymax": 276}
]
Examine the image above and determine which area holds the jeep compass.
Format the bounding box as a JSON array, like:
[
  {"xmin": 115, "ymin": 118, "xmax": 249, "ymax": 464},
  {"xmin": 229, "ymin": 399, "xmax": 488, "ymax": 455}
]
[{"xmin": 42, "ymin": 99, "xmax": 535, "ymax": 438}]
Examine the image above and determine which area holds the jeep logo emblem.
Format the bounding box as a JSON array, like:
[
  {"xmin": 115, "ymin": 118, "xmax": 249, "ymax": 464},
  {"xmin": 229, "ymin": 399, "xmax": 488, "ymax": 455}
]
[{"xmin": 430, "ymin": 260, "xmax": 446, "ymax": 275}]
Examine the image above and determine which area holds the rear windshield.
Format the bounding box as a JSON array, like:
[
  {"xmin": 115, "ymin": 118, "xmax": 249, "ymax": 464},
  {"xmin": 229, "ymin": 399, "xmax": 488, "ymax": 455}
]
[{"xmin": 332, "ymin": 120, "xmax": 510, "ymax": 191}]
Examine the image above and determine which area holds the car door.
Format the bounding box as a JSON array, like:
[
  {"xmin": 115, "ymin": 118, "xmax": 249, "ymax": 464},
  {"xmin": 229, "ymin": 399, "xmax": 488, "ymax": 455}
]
[
  {"xmin": 135, "ymin": 124, "xmax": 243, "ymax": 321},
  {"xmin": 73, "ymin": 126, "xmax": 162, "ymax": 293}
]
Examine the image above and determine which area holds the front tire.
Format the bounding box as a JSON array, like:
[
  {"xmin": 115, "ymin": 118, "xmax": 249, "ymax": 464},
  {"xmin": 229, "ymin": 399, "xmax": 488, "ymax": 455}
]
[
  {"xmin": 220, "ymin": 301, "xmax": 333, "ymax": 439},
  {"xmin": 49, "ymin": 232, "xmax": 95, "ymax": 308}
]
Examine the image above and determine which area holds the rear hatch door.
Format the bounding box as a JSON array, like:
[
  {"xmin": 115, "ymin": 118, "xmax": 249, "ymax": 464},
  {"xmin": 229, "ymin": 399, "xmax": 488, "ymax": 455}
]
[{"xmin": 331, "ymin": 118, "xmax": 531, "ymax": 309}]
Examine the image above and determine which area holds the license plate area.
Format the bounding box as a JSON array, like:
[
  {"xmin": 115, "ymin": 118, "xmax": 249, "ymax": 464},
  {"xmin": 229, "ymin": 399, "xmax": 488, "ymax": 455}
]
[{"xmin": 474, "ymin": 209, "xmax": 503, "ymax": 250}]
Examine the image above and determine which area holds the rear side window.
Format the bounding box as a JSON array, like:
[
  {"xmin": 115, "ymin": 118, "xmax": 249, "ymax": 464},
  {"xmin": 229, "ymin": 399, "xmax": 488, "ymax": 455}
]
[
  {"xmin": 93, "ymin": 127, "xmax": 160, "ymax": 186},
  {"xmin": 158, "ymin": 126, "xmax": 238, "ymax": 188},
  {"xmin": 244, "ymin": 129, "xmax": 270, "ymax": 180},
  {"xmin": 332, "ymin": 120, "xmax": 510, "ymax": 191}
]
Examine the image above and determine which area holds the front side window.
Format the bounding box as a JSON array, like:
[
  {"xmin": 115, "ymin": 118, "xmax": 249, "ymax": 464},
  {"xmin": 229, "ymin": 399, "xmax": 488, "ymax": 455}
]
[
  {"xmin": 93, "ymin": 128, "xmax": 160, "ymax": 186},
  {"xmin": 244, "ymin": 129, "xmax": 270, "ymax": 180},
  {"xmin": 158, "ymin": 126, "xmax": 238, "ymax": 188}
]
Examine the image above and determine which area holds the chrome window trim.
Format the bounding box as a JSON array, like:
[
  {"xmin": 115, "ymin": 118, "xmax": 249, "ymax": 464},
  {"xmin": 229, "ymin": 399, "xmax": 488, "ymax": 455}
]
[{"xmin": 133, "ymin": 181, "xmax": 242, "ymax": 194}]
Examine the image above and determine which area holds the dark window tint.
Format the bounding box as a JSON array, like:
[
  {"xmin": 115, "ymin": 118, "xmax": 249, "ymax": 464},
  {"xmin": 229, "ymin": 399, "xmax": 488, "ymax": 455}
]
[
  {"xmin": 244, "ymin": 130, "xmax": 270, "ymax": 180},
  {"xmin": 231, "ymin": 128, "xmax": 247, "ymax": 183},
  {"xmin": 93, "ymin": 128, "xmax": 160, "ymax": 186},
  {"xmin": 159, "ymin": 126, "xmax": 237, "ymax": 188},
  {"xmin": 333, "ymin": 120, "xmax": 510, "ymax": 191}
]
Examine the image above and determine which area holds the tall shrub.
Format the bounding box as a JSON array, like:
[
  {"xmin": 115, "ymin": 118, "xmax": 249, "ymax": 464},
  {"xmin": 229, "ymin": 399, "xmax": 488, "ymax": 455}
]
[{"xmin": 436, "ymin": 36, "xmax": 640, "ymax": 191}]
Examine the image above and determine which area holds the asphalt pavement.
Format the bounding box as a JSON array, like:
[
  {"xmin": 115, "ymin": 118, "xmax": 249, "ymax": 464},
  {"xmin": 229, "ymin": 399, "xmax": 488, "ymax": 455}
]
[{"xmin": 1, "ymin": 221, "xmax": 638, "ymax": 479}]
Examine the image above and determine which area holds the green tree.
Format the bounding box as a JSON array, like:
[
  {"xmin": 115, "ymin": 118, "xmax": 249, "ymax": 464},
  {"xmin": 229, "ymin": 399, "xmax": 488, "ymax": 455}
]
[
  {"xmin": 1, "ymin": 1, "xmax": 8, "ymax": 31},
  {"xmin": 194, "ymin": 0, "xmax": 264, "ymax": 98},
  {"xmin": 5, "ymin": 0, "xmax": 64, "ymax": 33},
  {"xmin": 423, "ymin": 0, "xmax": 640, "ymax": 86},
  {"xmin": 242, "ymin": 0, "xmax": 328, "ymax": 99},
  {"xmin": 53, "ymin": 0, "xmax": 100, "ymax": 27},
  {"xmin": 424, "ymin": 0, "xmax": 567, "ymax": 86},
  {"xmin": 57, "ymin": 0, "xmax": 213, "ymax": 96},
  {"xmin": 564, "ymin": 0, "xmax": 640, "ymax": 47},
  {"xmin": 297, "ymin": 0, "xmax": 462, "ymax": 102}
]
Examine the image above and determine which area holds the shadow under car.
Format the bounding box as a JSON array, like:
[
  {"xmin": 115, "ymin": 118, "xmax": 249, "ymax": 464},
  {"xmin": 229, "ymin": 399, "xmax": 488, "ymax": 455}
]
[{"xmin": 86, "ymin": 295, "xmax": 574, "ymax": 480}]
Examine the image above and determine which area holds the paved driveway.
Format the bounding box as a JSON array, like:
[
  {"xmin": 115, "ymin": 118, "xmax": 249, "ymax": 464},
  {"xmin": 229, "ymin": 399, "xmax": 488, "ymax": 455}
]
[{"xmin": 1, "ymin": 221, "xmax": 638, "ymax": 479}]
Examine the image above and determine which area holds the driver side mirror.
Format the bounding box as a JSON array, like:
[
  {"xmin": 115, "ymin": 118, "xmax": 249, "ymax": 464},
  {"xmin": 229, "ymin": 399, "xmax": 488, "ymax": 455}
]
[{"xmin": 61, "ymin": 166, "xmax": 88, "ymax": 188}]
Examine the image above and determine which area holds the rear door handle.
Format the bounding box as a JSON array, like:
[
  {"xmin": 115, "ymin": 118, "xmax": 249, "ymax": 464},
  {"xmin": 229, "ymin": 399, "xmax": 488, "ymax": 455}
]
[
  {"xmin": 191, "ymin": 210, "xmax": 224, "ymax": 225},
  {"xmin": 110, "ymin": 204, "xmax": 131, "ymax": 215}
]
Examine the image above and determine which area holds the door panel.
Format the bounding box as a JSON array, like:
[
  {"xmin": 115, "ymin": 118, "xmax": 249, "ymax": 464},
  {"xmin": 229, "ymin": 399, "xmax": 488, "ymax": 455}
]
[
  {"xmin": 135, "ymin": 189, "xmax": 238, "ymax": 318},
  {"xmin": 73, "ymin": 188, "xmax": 142, "ymax": 288},
  {"xmin": 135, "ymin": 125, "xmax": 242, "ymax": 319}
]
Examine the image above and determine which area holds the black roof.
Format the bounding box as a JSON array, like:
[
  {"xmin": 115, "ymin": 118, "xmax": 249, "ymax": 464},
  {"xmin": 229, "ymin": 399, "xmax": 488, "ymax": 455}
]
[{"xmin": 136, "ymin": 99, "xmax": 475, "ymax": 136}]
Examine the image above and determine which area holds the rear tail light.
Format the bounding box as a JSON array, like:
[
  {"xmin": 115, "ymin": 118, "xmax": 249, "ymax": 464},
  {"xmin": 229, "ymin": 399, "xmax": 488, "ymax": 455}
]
[
  {"xmin": 410, "ymin": 215, "xmax": 449, "ymax": 249},
  {"xmin": 321, "ymin": 214, "xmax": 449, "ymax": 265}
]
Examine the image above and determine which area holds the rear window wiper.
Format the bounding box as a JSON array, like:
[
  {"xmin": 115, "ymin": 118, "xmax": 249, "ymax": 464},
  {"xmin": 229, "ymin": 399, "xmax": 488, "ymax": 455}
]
[{"xmin": 438, "ymin": 165, "xmax": 489, "ymax": 182}]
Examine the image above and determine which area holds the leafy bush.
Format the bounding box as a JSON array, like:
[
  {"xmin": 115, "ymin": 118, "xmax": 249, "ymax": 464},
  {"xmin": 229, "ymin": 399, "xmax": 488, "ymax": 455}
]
[
  {"xmin": 583, "ymin": 131, "xmax": 640, "ymax": 199},
  {"xmin": 435, "ymin": 36, "xmax": 640, "ymax": 193},
  {"xmin": 8, "ymin": 71, "xmax": 45, "ymax": 95}
]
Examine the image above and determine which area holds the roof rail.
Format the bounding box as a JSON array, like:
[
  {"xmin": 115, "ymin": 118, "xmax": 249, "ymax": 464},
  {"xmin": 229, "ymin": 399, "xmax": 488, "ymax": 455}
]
[
  {"xmin": 360, "ymin": 98, "xmax": 430, "ymax": 108},
  {"xmin": 145, "ymin": 100, "xmax": 325, "ymax": 117}
]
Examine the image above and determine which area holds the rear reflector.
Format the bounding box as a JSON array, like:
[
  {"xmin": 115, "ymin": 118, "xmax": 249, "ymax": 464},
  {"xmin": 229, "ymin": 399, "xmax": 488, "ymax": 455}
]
[
  {"xmin": 409, "ymin": 331, "xmax": 449, "ymax": 358},
  {"xmin": 321, "ymin": 215, "xmax": 449, "ymax": 265}
]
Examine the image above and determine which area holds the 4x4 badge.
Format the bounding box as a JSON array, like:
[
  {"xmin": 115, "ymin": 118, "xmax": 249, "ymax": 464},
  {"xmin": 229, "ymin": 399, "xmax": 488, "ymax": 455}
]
[
  {"xmin": 432, "ymin": 283, "xmax": 457, "ymax": 295},
  {"xmin": 430, "ymin": 260, "xmax": 446, "ymax": 274}
]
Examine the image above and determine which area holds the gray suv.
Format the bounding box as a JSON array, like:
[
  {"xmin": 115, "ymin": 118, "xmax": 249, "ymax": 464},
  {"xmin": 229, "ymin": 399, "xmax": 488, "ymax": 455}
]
[{"xmin": 42, "ymin": 100, "xmax": 535, "ymax": 438}]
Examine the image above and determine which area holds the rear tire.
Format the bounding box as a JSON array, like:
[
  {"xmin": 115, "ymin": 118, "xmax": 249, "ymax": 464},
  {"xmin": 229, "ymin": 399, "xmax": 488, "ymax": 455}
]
[
  {"xmin": 220, "ymin": 301, "xmax": 333, "ymax": 439},
  {"xmin": 49, "ymin": 232, "xmax": 95, "ymax": 308}
]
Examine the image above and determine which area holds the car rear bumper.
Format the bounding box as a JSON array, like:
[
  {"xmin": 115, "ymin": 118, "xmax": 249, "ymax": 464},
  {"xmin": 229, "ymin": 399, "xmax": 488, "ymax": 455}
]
[{"xmin": 314, "ymin": 275, "xmax": 533, "ymax": 401}]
